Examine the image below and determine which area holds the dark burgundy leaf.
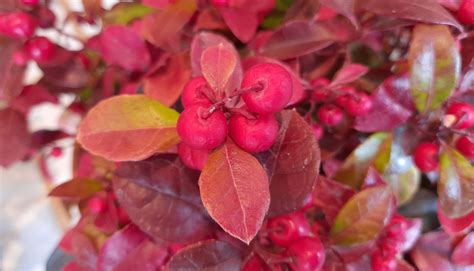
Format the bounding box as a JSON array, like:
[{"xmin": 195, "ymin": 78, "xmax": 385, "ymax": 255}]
[
  {"xmin": 49, "ymin": 178, "xmax": 103, "ymax": 200},
  {"xmin": 113, "ymin": 154, "xmax": 214, "ymax": 243},
  {"xmin": 258, "ymin": 110, "xmax": 321, "ymax": 217},
  {"xmin": 0, "ymin": 40, "xmax": 25, "ymax": 101},
  {"xmin": 0, "ymin": 108, "xmax": 30, "ymax": 167},
  {"xmin": 218, "ymin": 7, "xmax": 258, "ymax": 43},
  {"xmin": 10, "ymin": 85, "xmax": 58, "ymax": 114},
  {"xmin": 114, "ymin": 240, "xmax": 167, "ymax": 271},
  {"xmin": 354, "ymin": 75, "xmax": 416, "ymax": 132},
  {"xmin": 330, "ymin": 63, "xmax": 368, "ymax": 87},
  {"xmin": 452, "ymin": 232, "xmax": 474, "ymax": 266},
  {"xmin": 165, "ymin": 240, "xmax": 243, "ymax": 271}
]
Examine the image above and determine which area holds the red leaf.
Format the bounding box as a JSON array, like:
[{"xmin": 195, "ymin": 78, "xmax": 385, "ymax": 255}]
[
  {"xmin": 0, "ymin": 40, "xmax": 25, "ymax": 101},
  {"xmin": 437, "ymin": 203, "xmax": 474, "ymax": 234},
  {"xmin": 400, "ymin": 218, "xmax": 423, "ymax": 252},
  {"xmin": 452, "ymin": 232, "xmax": 474, "ymax": 266},
  {"xmin": 218, "ymin": 7, "xmax": 258, "ymax": 43},
  {"xmin": 165, "ymin": 240, "xmax": 243, "ymax": 270},
  {"xmin": 201, "ymin": 45, "xmax": 238, "ymax": 97},
  {"xmin": 258, "ymin": 110, "xmax": 321, "ymax": 216},
  {"xmin": 199, "ymin": 140, "xmax": 270, "ymax": 244},
  {"xmin": 330, "ymin": 64, "xmax": 368, "ymax": 87},
  {"xmin": 0, "ymin": 108, "xmax": 30, "ymax": 167},
  {"xmin": 113, "ymin": 155, "xmax": 214, "ymax": 243},
  {"xmin": 10, "ymin": 85, "xmax": 58, "ymax": 114},
  {"xmin": 60, "ymin": 220, "xmax": 98, "ymax": 269},
  {"xmin": 49, "ymin": 178, "xmax": 103, "ymax": 200},
  {"xmin": 360, "ymin": 0, "xmax": 463, "ymax": 31},
  {"xmin": 354, "ymin": 75, "xmax": 416, "ymax": 132},
  {"xmin": 361, "ymin": 167, "xmax": 386, "ymax": 189},
  {"xmin": 320, "ymin": 0, "xmax": 358, "ymax": 28},
  {"xmin": 410, "ymin": 231, "xmax": 454, "ymax": 271},
  {"xmin": 144, "ymin": 53, "xmax": 191, "ymax": 106},
  {"xmin": 114, "ymin": 240, "xmax": 167, "ymax": 271}
]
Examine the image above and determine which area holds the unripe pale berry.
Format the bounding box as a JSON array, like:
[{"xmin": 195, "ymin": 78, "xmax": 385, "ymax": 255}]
[
  {"xmin": 285, "ymin": 237, "xmax": 325, "ymax": 271},
  {"xmin": 181, "ymin": 76, "xmax": 212, "ymax": 108},
  {"xmin": 267, "ymin": 212, "xmax": 311, "ymax": 247},
  {"xmin": 456, "ymin": 136, "xmax": 474, "ymax": 160},
  {"xmin": 446, "ymin": 102, "xmax": 474, "ymax": 129},
  {"xmin": 317, "ymin": 104, "xmax": 344, "ymax": 126},
  {"xmin": 178, "ymin": 142, "xmax": 210, "ymax": 170},
  {"xmin": 177, "ymin": 104, "xmax": 227, "ymax": 150},
  {"xmin": 24, "ymin": 36, "xmax": 56, "ymax": 62},
  {"xmin": 0, "ymin": 12, "xmax": 37, "ymax": 39},
  {"xmin": 241, "ymin": 63, "xmax": 293, "ymax": 114},
  {"xmin": 413, "ymin": 143, "xmax": 439, "ymax": 172},
  {"xmin": 228, "ymin": 113, "xmax": 279, "ymax": 153},
  {"xmin": 458, "ymin": 0, "xmax": 474, "ymax": 25}
]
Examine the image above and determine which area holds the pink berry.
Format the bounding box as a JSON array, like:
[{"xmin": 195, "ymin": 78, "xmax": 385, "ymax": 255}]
[
  {"xmin": 177, "ymin": 104, "xmax": 227, "ymax": 150},
  {"xmin": 0, "ymin": 12, "xmax": 37, "ymax": 39},
  {"xmin": 413, "ymin": 143, "xmax": 439, "ymax": 172},
  {"xmin": 211, "ymin": 0, "xmax": 229, "ymax": 7},
  {"xmin": 310, "ymin": 78, "xmax": 330, "ymax": 102},
  {"xmin": 242, "ymin": 255, "xmax": 270, "ymax": 271},
  {"xmin": 37, "ymin": 7, "xmax": 56, "ymax": 28},
  {"xmin": 50, "ymin": 147, "xmax": 63, "ymax": 158},
  {"xmin": 370, "ymin": 250, "xmax": 397, "ymax": 271},
  {"xmin": 241, "ymin": 63, "xmax": 293, "ymax": 114},
  {"xmin": 446, "ymin": 102, "xmax": 474, "ymax": 129},
  {"xmin": 267, "ymin": 212, "xmax": 311, "ymax": 247},
  {"xmin": 181, "ymin": 76, "xmax": 212, "ymax": 108},
  {"xmin": 24, "ymin": 36, "xmax": 56, "ymax": 62},
  {"xmin": 458, "ymin": 0, "xmax": 474, "ymax": 25},
  {"xmin": 311, "ymin": 124, "xmax": 323, "ymax": 140},
  {"xmin": 317, "ymin": 104, "xmax": 344, "ymax": 126},
  {"xmin": 88, "ymin": 197, "xmax": 107, "ymax": 214},
  {"xmin": 285, "ymin": 237, "xmax": 325, "ymax": 271},
  {"xmin": 228, "ymin": 113, "xmax": 279, "ymax": 153},
  {"xmin": 177, "ymin": 142, "xmax": 210, "ymax": 170},
  {"xmin": 20, "ymin": 0, "xmax": 39, "ymax": 6},
  {"xmin": 456, "ymin": 136, "xmax": 474, "ymax": 160},
  {"xmin": 345, "ymin": 92, "xmax": 373, "ymax": 116}
]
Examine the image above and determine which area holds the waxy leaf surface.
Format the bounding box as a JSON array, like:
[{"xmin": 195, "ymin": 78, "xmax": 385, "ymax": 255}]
[
  {"xmin": 49, "ymin": 178, "xmax": 103, "ymax": 200},
  {"xmin": 201, "ymin": 45, "xmax": 238, "ymax": 97},
  {"xmin": 330, "ymin": 63, "xmax": 368, "ymax": 87},
  {"xmin": 0, "ymin": 40, "xmax": 25, "ymax": 101},
  {"xmin": 320, "ymin": 0, "xmax": 358, "ymax": 27},
  {"xmin": 219, "ymin": 7, "xmax": 258, "ymax": 43}
]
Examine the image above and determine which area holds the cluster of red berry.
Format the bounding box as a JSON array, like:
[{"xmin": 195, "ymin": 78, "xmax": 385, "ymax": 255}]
[
  {"xmin": 413, "ymin": 102, "xmax": 474, "ymax": 173},
  {"xmin": 1, "ymin": 0, "xmax": 57, "ymax": 65},
  {"xmin": 309, "ymin": 78, "xmax": 373, "ymax": 140},
  {"xmin": 87, "ymin": 192, "xmax": 131, "ymax": 226},
  {"xmin": 177, "ymin": 63, "xmax": 293, "ymax": 170}
]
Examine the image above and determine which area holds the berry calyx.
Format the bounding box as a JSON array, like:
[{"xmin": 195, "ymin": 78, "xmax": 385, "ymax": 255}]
[
  {"xmin": 181, "ymin": 76, "xmax": 212, "ymax": 108},
  {"xmin": 0, "ymin": 12, "xmax": 38, "ymax": 39},
  {"xmin": 267, "ymin": 212, "xmax": 311, "ymax": 247},
  {"xmin": 228, "ymin": 113, "xmax": 279, "ymax": 153},
  {"xmin": 241, "ymin": 63, "xmax": 293, "ymax": 114},
  {"xmin": 445, "ymin": 102, "xmax": 474, "ymax": 129},
  {"xmin": 455, "ymin": 136, "xmax": 474, "ymax": 160},
  {"xmin": 317, "ymin": 104, "xmax": 344, "ymax": 126},
  {"xmin": 24, "ymin": 36, "xmax": 56, "ymax": 62},
  {"xmin": 285, "ymin": 237, "xmax": 325, "ymax": 271},
  {"xmin": 458, "ymin": 0, "xmax": 474, "ymax": 25},
  {"xmin": 413, "ymin": 142, "xmax": 439, "ymax": 172},
  {"xmin": 178, "ymin": 142, "xmax": 210, "ymax": 170},
  {"xmin": 177, "ymin": 104, "xmax": 227, "ymax": 150}
]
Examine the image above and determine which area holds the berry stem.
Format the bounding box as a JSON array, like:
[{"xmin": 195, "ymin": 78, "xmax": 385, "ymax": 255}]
[{"xmin": 205, "ymin": 82, "xmax": 264, "ymax": 117}]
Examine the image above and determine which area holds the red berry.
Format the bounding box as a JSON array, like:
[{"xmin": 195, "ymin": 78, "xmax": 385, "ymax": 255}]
[
  {"xmin": 181, "ymin": 76, "xmax": 212, "ymax": 108},
  {"xmin": 50, "ymin": 147, "xmax": 63, "ymax": 158},
  {"xmin": 178, "ymin": 142, "xmax": 210, "ymax": 170},
  {"xmin": 0, "ymin": 12, "xmax": 37, "ymax": 39},
  {"xmin": 317, "ymin": 104, "xmax": 344, "ymax": 126},
  {"xmin": 242, "ymin": 255, "xmax": 270, "ymax": 271},
  {"xmin": 20, "ymin": 0, "xmax": 39, "ymax": 6},
  {"xmin": 370, "ymin": 250, "xmax": 397, "ymax": 271},
  {"xmin": 446, "ymin": 102, "xmax": 474, "ymax": 129},
  {"xmin": 456, "ymin": 136, "xmax": 474, "ymax": 160},
  {"xmin": 241, "ymin": 63, "xmax": 293, "ymax": 114},
  {"xmin": 177, "ymin": 104, "xmax": 227, "ymax": 150},
  {"xmin": 345, "ymin": 92, "xmax": 372, "ymax": 116},
  {"xmin": 413, "ymin": 143, "xmax": 439, "ymax": 172},
  {"xmin": 211, "ymin": 0, "xmax": 229, "ymax": 7},
  {"xmin": 37, "ymin": 7, "xmax": 56, "ymax": 28},
  {"xmin": 285, "ymin": 237, "xmax": 325, "ymax": 271},
  {"xmin": 311, "ymin": 124, "xmax": 323, "ymax": 140},
  {"xmin": 458, "ymin": 0, "xmax": 474, "ymax": 25},
  {"xmin": 310, "ymin": 78, "xmax": 330, "ymax": 102},
  {"xmin": 24, "ymin": 36, "xmax": 56, "ymax": 62},
  {"xmin": 228, "ymin": 113, "xmax": 279, "ymax": 153},
  {"xmin": 267, "ymin": 212, "xmax": 311, "ymax": 247},
  {"xmin": 88, "ymin": 197, "xmax": 107, "ymax": 214}
]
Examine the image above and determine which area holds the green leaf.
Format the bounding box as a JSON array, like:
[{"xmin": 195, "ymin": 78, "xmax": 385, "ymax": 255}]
[
  {"xmin": 438, "ymin": 145, "xmax": 474, "ymax": 218},
  {"xmin": 49, "ymin": 178, "xmax": 103, "ymax": 200},
  {"xmin": 104, "ymin": 3, "xmax": 154, "ymax": 25},
  {"xmin": 408, "ymin": 24, "xmax": 461, "ymax": 113}
]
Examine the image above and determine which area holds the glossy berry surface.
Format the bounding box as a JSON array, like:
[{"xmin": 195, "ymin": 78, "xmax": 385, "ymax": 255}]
[
  {"xmin": 37, "ymin": 7, "xmax": 56, "ymax": 28},
  {"xmin": 456, "ymin": 136, "xmax": 474, "ymax": 160},
  {"xmin": 311, "ymin": 123, "xmax": 323, "ymax": 140},
  {"xmin": 340, "ymin": 92, "xmax": 372, "ymax": 116},
  {"xmin": 310, "ymin": 78, "xmax": 330, "ymax": 102},
  {"xmin": 285, "ymin": 237, "xmax": 325, "ymax": 271},
  {"xmin": 241, "ymin": 63, "xmax": 293, "ymax": 114},
  {"xmin": 267, "ymin": 212, "xmax": 311, "ymax": 247},
  {"xmin": 0, "ymin": 12, "xmax": 37, "ymax": 39},
  {"xmin": 24, "ymin": 36, "xmax": 56, "ymax": 62},
  {"xmin": 228, "ymin": 113, "xmax": 279, "ymax": 153},
  {"xmin": 413, "ymin": 143, "xmax": 439, "ymax": 172},
  {"xmin": 370, "ymin": 250, "xmax": 397, "ymax": 271},
  {"xmin": 181, "ymin": 76, "xmax": 211, "ymax": 108},
  {"xmin": 446, "ymin": 102, "xmax": 474, "ymax": 129},
  {"xmin": 242, "ymin": 255, "xmax": 270, "ymax": 271},
  {"xmin": 177, "ymin": 104, "xmax": 227, "ymax": 150},
  {"xmin": 178, "ymin": 142, "xmax": 210, "ymax": 170},
  {"xmin": 458, "ymin": 0, "xmax": 474, "ymax": 25},
  {"xmin": 317, "ymin": 104, "xmax": 344, "ymax": 126},
  {"xmin": 88, "ymin": 197, "xmax": 107, "ymax": 214}
]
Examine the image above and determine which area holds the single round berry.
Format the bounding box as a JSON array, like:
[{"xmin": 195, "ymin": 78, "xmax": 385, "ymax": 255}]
[
  {"xmin": 88, "ymin": 197, "xmax": 107, "ymax": 214},
  {"xmin": 345, "ymin": 92, "xmax": 372, "ymax": 116},
  {"xmin": 20, "ymin": 0, "xmax": 39, "ymax": 6},
  {"xmin": 24, "ymin": 36, "xmax": 56, "ymax": 62},
  {"xmin": 413, "ymin": 142, "xmax": 439, "ymax": 172},
  {"xmin": 446, "ymin": 102, "xmax": 474, "ymax": 129},
  {"xmin": 0, "ymin": 12, "xmax": 37, "ymax": 39},
  {"xmin": 241, "ymin": 63, "xmax": 293, "ymax": 114},
  {"xmin": 458, "ymin": 0, "xmax": 474, "ymax": 25},
  {"xmin": 310, "ymin": 78, "xmax": 330, "ymax": 102},
  {"xmin": 456, "ymin": 136, "xmax": 474, "ymax": 160},
  {"xmin": 37, "ymin": 7, "xmax": 56, "ymax": 28},
  {"xmin": 50, "ymin": 147, "xmax": 63, "ymax": 158},
  {"xmin": 178, "ymin": 142, "xmax": 210, "ymax": 170},
  {"xmin": 181, "ymin": 76, "xmax": 212, "ymax": 108},
  {"xmin": 370, "ymin": 250, "xmax": 397, "ymax": 271},
  {"xmin": 228, "ymin": 113, "xmax": 279, "ymax": 153},
  {"xmin": 267, "ymin": 212, "xmax": 311, "ymax": 247},
  {"xmin": 285, "ymin": 237, "xmax": 325, "ymax": 271},
  {"xmin": 317, "ymin": 104, "xmax": 344, "ymax": 126},
  {"xmin": 334, "ymin": 87, "xmax": 356, "ymax": 107},
  {"xmin": 311, "ymin": 123, "xmax": 323, "ymax": 140},
  {"xmin": 177, "ymin": 104, "xmax": 227, "ymax": 150}
]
